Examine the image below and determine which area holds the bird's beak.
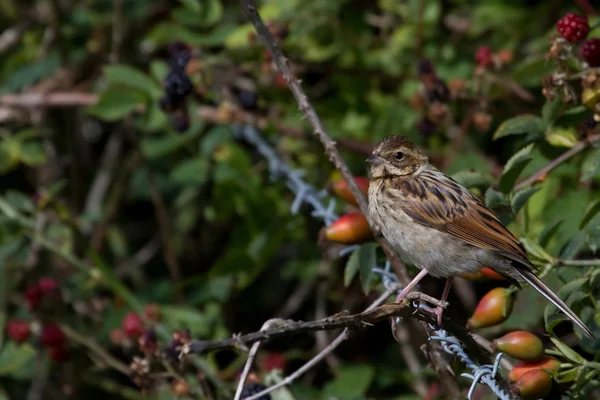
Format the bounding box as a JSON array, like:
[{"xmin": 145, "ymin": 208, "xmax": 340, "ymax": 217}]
[{"xmin": 366, "ymin": 154, "xmax": 384, "ymax": 165}]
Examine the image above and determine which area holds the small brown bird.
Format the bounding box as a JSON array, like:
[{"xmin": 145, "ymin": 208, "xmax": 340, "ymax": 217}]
[{"xmin": 366, "ymin": 135, "xmax": 594, "ymax": 339}]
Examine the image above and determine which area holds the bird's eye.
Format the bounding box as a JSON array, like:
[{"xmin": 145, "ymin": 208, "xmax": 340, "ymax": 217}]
[{"xmin": 394, "ymin": 151, "xmax": 404, "ymax": 160}]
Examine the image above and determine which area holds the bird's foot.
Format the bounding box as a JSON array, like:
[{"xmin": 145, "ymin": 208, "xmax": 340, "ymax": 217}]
[{"xmin": 430, "ymin": 301, "xmax": 448, "ymax": 327}]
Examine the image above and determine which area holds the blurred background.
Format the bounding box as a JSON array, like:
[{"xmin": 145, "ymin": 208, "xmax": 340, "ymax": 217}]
[{"xmin": 1, "ymin": 0, "xmax": 600, "ymax": 399}]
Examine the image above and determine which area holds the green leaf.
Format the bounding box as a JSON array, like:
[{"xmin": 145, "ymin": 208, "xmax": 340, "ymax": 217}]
[
  {"xmin": 0, "ymin": 342, "xmax": 36, "ymax": 378},
  {"xmin": 344, "ymin": 248, "xmax": 360, "ymax": 287},
  {"xmin": 103, "ymin": 65, "xmax": 162, "ymax": 99},
  {"xmin": 580, "ymin": 200, "xmax": 600, "ymax": 230},
  {"xmin": 201, "ymin": 0, "xmax": 223, "ymax": 26},
  {"xmin": 499, "ymin": 144, "xmax": 534, "ymax": 193},
  {"xmin": 539, "ymin": 219, "xmax": 563, "ymax": 247},
  {"xmin": 179, "ymin": 0, "xmax": 202, "ymax": 12},
  {"xmin": 485, "ymin": 187, "xmax": 508, "ymax": 209},
  {"xmin": 546, "ymin": 127, "xmax": 578, "ymax": 148},
  {"xmin": 493, "ymin": 115, "xmax": 545, "ymax": 141},
  {"xmin": 357, "ymin": 243, "xmax": 377, "ymax": 293},
  {"xmin": 542, "ymin": 97, "xmax": 562, "ymax": 124},
  {"xmin": 556, "ymin": 367, "xmax": 579, "ymax": 383},
  {"xmin": 450, "ymin": 170, "xmax": 493, "ymax": 188},
  {"xmin": 550, "ymin": 337, "xmax": 585, "ymax": 363},
  {"xmin": 322, "ymin": 364, "xmax": 374, "ymax": 399},
  {"xmin": 88, "ymin": 88, "xmax": 146, "ymax": 121},
  {"xmin": 140, "ymin": 132, "xmax": 200, "ymax": 159},
  {"xmin": 510, "ymin": 187, "xmax": 539, "ymax": 215},
  {"xmin": 544, "ymin": 277, "xmax": 588, "ymax": 333},
  {"xmin": 170, "ymin": 156, "xmax": 209, "ymax": 185},
  {"xmin": 19, "ymin": 142, "xmax": 47, "ymax": 166},
  {"xmin": 581, "ymin": 147, "xmax": 600, "ymax": 182},
  {"xmin": 520, "ymin": 238, "xmax": 553, "ymax": 262}
]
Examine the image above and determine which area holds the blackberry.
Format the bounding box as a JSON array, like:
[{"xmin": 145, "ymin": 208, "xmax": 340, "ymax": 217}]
[
  {"xmin": 424, "ymin": 77, "xmax": 450, "ymax": 102},
  {"xmin": 416, "ymin": 117, "xmax": 436, "ymax": 137},
  {"xmin": 164, "ymin": 71, "xmax": 193, "ymax": 103},
  {"xmin": 557, "ymin": 13, "xmax": 589, "ymax": 43},
  {"xmin": 240, "ymin": 383, "xmax": 271, "ymax": 400},
  {"xmin": 580, "ymin": 38, "xmax": 600, "ymax": 67},
  {"xmin": 237, "ymin": 90, "xmax": 259, "ymax": 111},
  {"xmin": 475, "ymin": 46, "xmax": 493, "ymax": 68},
  {"xmin": 171, "ymin": 113, "xmax": 190, "ymax": 132}
]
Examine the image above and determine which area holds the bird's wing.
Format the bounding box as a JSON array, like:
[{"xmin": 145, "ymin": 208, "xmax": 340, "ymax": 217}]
[{"xmin": 392, "ymin": 169, "xmax": 535, "ymax": 270}]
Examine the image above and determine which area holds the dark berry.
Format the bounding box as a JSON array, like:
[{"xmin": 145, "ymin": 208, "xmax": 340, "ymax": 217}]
[
  {"xmin": 418, "ymin": 60, "xmax": 435, "ymax": 75},
  {"xmin": 122, "ymin": 312, "xmax": 144, "ymax": 339},
  {"xmin": 557, "ymin": 13, "xmax": 590, "ymax": 43},
  {"xmin": 475, "ymin": 46, "xmax": 493, "ymax": 68},
  {"xmin": 581, "ymin": 116, "xmax": 598, "ymax": 135},
  {"xmin": 159, "ymin": 96, "xmax": 177, "ymax": 112},
  {"xmin": 425, "ymin": 78, "xmax": 450, "ymax": 102},
  {"xmin": 48, "ymin": 345, "xmax": 70, "ymax": 362},
  {"xmin": 416, "ymin": 118, "xmax": 436, "ymax": 137},
  {"xmin": 6, "ymin": 319, "xmax": 30, "ymax": 343},
  {"xmin": 240, "ymin": 382, "xmax": 271, "ymax": 400},
  {"xmin": 40, "ymin": 323, "xmax": 65, "ymax": 348},
  {"xmin": 138, "ymin": 329, "xmax": 158, "ymax": 354},
  {"xmin": 164, "ymin": 71, "xmax": 193, "ymax": 102},
  {"xmin": 171, "ymin": 114, "xmax": 190, "ymax": 132},
  {"xmin": 168, "ymin": 42, "xmax": 192, "ymax": 70},
  {"xmin": 580, "ymin": 39, "xmax": 600, "ymax": 66},
  {"xmin": 25, "ymin": 284, "xmax": 42, "ymax": 311},
  {"xmin": 238, "ymin": 90, "xmax": 259, "ymax": 111}
]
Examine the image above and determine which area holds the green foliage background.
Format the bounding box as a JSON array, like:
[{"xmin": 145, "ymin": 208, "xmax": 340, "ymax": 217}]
[{"xmin": 0, "ymin": 0, "xmax": 599, "ymax": 399}]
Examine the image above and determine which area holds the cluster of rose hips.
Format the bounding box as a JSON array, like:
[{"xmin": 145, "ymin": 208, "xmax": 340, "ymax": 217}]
[
  {"xmin": 6, "ymin": 277, "xmax": 69, "ymax": 362},
  {"xmin": 159, "ymin": 42, "xmax": 194, "ymax": 132},
  {"xmin": 461, "ymin": 281, "xmax": 561, "ymax": 399}
]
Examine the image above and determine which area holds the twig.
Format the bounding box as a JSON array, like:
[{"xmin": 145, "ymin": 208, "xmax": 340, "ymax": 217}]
[
  {"xmin": 26, "ymin": 350, "xmax": 50, "ymax": 400},
  {"xmin": 144, "ymin": 170, "xmax": 184, "ymax": 302},
  {"xmin": 394, "ymin": 323, "xmax": 428, "ymax": 397},
  {"xmin": 237, "ymin": 284, "xmax": 401, "ymax": 400},
  {"xmin": 273, "ymin": 279, "xmax": 315, "ymax": 318},
  {"xmin": 233, "ymin": 319, "xmax": 286, "ymax": 400},
  {"xmin": 555, "ymin": 258, "xmax": 600, "ymax": 266},
  {"xmin": 515, "ymin": 133, "xmax": 600, "ymax": 190},
  {"xmin": 0, "ymin": 93, "xmax": 373, "ymax": 154},
  {"xmin": 81, "ymin": 133, "xmax": 123, "ymax": 235},
  {"xmin": 115, "ymin": 235, "xmax": 161, "ymax": 278},
  {"xmin": 23, "ymin": 213, "xmax": 47, "ymax": 271},
  {"xmin": 60, "ymin": 324, "xmax": 130, "ymax": 375},
  {"xmin": 184, "ymin": 291, "xmax": 488, "ymax": 364}
]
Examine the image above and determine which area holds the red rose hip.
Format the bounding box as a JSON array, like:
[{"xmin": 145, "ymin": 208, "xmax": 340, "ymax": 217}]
[{"xmin": 492, "ymin": 331, "xmax": 544, "ymax": 361}]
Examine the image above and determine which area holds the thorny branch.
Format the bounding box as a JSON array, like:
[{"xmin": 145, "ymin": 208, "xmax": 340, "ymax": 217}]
[{"xmin": 182, "ymin": 292, "xmax": 491, "ymax": 365}]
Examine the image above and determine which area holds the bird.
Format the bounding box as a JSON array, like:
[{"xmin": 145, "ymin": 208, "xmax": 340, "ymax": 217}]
[{"xmin": 366, "ymin": 135, "xmax": 595, "ymax": 339}]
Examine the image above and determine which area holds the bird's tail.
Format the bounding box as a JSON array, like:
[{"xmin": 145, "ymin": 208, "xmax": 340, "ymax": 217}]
[{"xmin": 515, "ymin": 267, "xmax": 595, "ymax": 340}]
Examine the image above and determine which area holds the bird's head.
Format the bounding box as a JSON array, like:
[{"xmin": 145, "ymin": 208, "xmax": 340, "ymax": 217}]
[{"xmin": 366, "ymin": 135, "xmax": 429, "ymax": 179}]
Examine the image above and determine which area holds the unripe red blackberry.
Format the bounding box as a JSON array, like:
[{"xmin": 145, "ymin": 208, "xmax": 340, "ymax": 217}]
[
  {"xmin": 557, "ymin": 13, "xmax": 589, "ymax": 43},
  {"xmin": 475, "ymin": 46, "xmax": 493, "ymax": 68},
  {"xmin": 122, "ymin": 312, "xmax": 144, "ymax": 339},
  {"xmin": 48, "ymin": 345, "xmax": 70, "ymax": 362},
  {"xmin": 37, "ymin": 277, "xmax": 59, "ymax": 295},
  {"xmin": 6, "ymin": 319, "xmax": 31, "ymax": 343},
  {"xmin": 581, "ymin": 39, "xmax": 600, "ymax": 67},
  {"xmin": 40, "ymin": 323, "xmax": 65, "ymax": 348},
  {"xmin": 25, "ymin": 284, "xmax": 42, "ymax": 311}
]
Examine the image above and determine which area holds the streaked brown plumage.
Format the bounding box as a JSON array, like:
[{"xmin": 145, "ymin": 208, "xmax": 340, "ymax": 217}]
[{"xmin": 366, "ymin": 135, "xmax": 594, "ymax": 339}]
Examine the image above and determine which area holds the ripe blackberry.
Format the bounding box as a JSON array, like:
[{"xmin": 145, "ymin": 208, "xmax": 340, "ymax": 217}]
[
  {"xmin": 171, "ymin": 113, "xmax": 190, "ymax": 132},
  {"xmin": 557, "ymin": 13, "xmax": 589, "ymax": 43},
  {"xmin": 164, "ymin": 71, "xmax": 193, "ymax": 103},
  {"xmin": 237, "ymin": 90, "xmax": 259, "ymax": 111},
  {"xmin": 580, "ymin": 39, "xmax": 600, "ymax": 67},
  {"xmin": 240, "ymin": 383, "xmax": 271, "ymax": 400}
]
